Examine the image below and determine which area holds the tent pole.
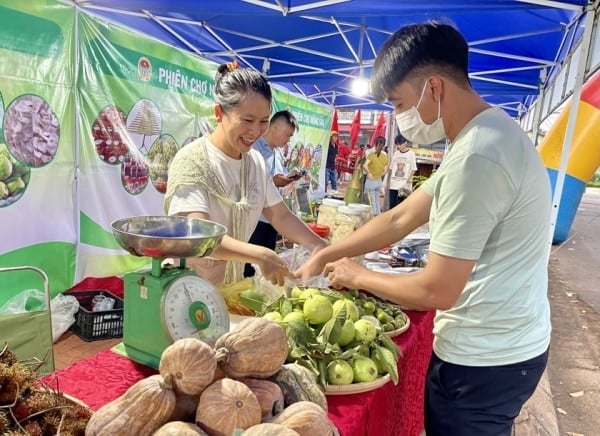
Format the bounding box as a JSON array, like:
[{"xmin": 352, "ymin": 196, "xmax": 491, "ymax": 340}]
[
  {"xmin": 547, "ymin": 6, "xmax": 596, "ymax": 255},
  {"xmin": 73, "ymin": 4, "xmax": 82, "ymax": 282},
  {"xmin": 531, "ymin": 67, "xmax": 547, "ymax": 147}
]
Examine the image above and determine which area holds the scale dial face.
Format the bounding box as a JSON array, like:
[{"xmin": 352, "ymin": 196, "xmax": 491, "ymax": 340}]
[{"xmin": 160, "ymin": 275, "xmax": 230, "ymax": 344}]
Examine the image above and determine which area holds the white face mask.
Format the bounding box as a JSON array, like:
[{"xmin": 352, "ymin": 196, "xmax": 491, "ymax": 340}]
[{"xmin": 395, "ymin": 82, "xmax": 446, "ymax": 145}]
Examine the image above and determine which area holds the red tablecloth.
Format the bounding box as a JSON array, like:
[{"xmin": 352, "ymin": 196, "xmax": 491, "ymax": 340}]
[{"xmin": 44, "ymin": 310, "xmax": 434, "ymax": 436}]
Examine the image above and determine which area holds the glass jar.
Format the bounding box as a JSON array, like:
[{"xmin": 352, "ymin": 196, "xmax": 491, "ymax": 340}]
[
  {"xmin": 331, "ymin": 206, "xmax": 364, "ymax": 244},
  {"xmin": 317, "ymin": 198, "xmax": 345, "ymax": 232},
  {"xmin": 331, "ymin": 206, "xmax": 366, "ymax": 263},
  {"xmin": 348, "ymin": 203, "xmax": 373, "ymax": 226}
]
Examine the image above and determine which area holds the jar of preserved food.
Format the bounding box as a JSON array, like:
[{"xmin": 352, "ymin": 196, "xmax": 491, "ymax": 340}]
[
  {"xmin": 331, "ymin": 206, "xmax": 363, "ymax": 244},
  {"xmin": 331, "ymin": 206, "xmax": 366, "ymax": 263},
  {"xmin": 317, "ymin": 198, "xmax": 345, "ymax": 232},
  {"xmin": 347, "ymin": 203, "xmax": 373, "ymax": 226}
]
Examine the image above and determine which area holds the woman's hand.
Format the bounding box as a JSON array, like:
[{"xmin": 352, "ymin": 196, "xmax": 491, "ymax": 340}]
[
  {"xmin": 294, "ymin": 254, "xmax": 326, "ymax": 282},
  {"xmin": 323, "ymin": 257, "xmax": 366, "ymax": 290},
  {"xmin": 257, "ymin": 249, "xmax": 292, "ymax": 286}
]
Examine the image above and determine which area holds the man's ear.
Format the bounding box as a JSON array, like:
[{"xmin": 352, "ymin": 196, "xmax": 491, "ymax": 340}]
[
  {"xmin": 429, "ymin": 76, "xmax": 444, "ymax": 103},
  {"xmin": 214, "ymin": 104, "xmax": 223, "ymax": 122}
]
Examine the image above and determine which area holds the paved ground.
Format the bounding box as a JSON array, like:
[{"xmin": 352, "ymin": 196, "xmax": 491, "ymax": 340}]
[{"xmin": 515, "ymin": 187, "xmax": 600, "ymax": 436}]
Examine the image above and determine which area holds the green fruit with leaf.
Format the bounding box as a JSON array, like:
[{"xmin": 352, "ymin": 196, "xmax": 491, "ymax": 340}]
[
  {"xmin": 299, "ymin": 287, "xmax": 322, "ymax": 302},
  {"xmin": 337, "ymin": 319, "xmax": 356, "ymax": 347},
  {"xmin": 354, "ymin": 319, "xmax": 377, "ymax": 344},
  {"xmin": 326, "ymin": 359, "xmax": 354, "ymax": 385},
  {"xmin": 283, "ymin": 311, "xmax": 306, "ymax": 324},
  {"xmin": 351, "ymin": 356, "xmax": 379, "ymax": 383},
  {"xmin": 303, "ymin": 294, "xmax": 333, "ymax": 325},
  {"xmin": 290, "ymin": 286, "xmax": 303, "ymax": 298},
  {"xmin": 263, "ymin": 311, "xmax": 282, "ymax": 322},
  {"xmin": 333, "ymin": 299, "xmax": 359, "ymax": 322}
]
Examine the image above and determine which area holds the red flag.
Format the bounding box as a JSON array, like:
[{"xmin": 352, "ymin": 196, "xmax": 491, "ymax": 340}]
[
  {"xmin": 350, "ymin": 109, "xmax": 361, "ymax": 148},
  {"xmin": 369, "ymin": 112, "xmax": 387, "ymax": 148},
  {"xmin": 331, "ymin": 110, "xmax": 339, "ymax": 144}
]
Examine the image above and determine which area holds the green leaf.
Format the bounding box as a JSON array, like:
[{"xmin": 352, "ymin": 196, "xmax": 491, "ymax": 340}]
[
  {"xmin": 374, "ymin": 345, "xmax": 399, "ymax": 385},
  {"xmin": 289, "ymin": 344, "xmax": 310, "ymax": 360},
  {"xmin": 377, "ymin": 334, "xmax": 402, "ymax": 360},
  {"xmin": 320, "ymin": 288, "xmax": 347, "ymax": 302},
  {"xmin": 317, "ymin": 359, "xmax": 329, "ymax": 387},
  {"xmin": 280, "ymin": 299, "xmax": 293, "ymax": 318},
  {"xmin": 239, "ymin": 290, "xmax": 268, "ymax": 314},
  {"xmin": 317, "ymin": 318, "xmax": 340, "ymax": 345},
  {"xmin": 286, "ymin": 320, "xmax": 317, "ymax": 348},
  {"xmin": 295, "ymin": 356, "xmax": 320, "ymax": 377},
  {"xmin": 256, "ymin": 295, "xmax": 285, "ymax": 316},
  {"xmin": 339, "ymin": 347, "xmax": 359, "ymax": 360},
  {"xmin": 334, "ymin": 305, "xmax": 347, "ymax": 323}
]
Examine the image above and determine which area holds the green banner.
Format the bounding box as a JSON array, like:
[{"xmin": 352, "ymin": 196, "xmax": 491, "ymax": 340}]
[
  {"xmin": 0, "ymin": 2, "xmax": 334, "ymax": 303},
  {"xmin": 76, "ymin": 13, "xmax": 218, "ymax": 279},
  {"xmin": 0, "ymin": 0, "xmax": 76, "ymax": 303},
  {"xmin": 272, "ymin": 87, "xmax": 333, "ymax": 193}
]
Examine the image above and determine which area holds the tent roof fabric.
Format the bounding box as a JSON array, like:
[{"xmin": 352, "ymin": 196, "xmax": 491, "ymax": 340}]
[{"xmin": 78, "ymin": 0, "xmax": 592, "ymax": 113}]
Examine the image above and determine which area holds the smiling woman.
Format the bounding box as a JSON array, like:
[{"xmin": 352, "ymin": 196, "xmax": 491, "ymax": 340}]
[{"xmin": 163, "ymin": 62, "xmax": 327, "ymax": 286}]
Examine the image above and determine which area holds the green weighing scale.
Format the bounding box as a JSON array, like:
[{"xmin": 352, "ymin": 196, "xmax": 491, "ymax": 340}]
[{"xmin": 110, "ymin": 216, "xmax": 230, "ymax": 369}]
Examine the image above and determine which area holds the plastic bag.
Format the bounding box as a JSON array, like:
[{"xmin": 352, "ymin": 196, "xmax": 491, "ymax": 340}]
[
  {"xmin": 0, "ymin": 290, "xmax": 80, "ymax": 342},
  {"xmin": 50, "ymin": 294, "xmax": 79, "ymax": 342},
  {"xmin": 0, "ymin": 289, "xmax": 46, "ymax": 314},
  {"xmin": 251, "ymin": 244, "xmax": 332, "ymax": 294}
]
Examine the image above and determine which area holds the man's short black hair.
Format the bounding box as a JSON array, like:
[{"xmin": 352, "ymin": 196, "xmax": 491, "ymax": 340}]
[
  {"xmin": 371, "ymin": 21, "xmax": 471, "ymax": 103},
  {"xmin": 270, "ymin": 110, "xmax": 299, "ymax": 132}
]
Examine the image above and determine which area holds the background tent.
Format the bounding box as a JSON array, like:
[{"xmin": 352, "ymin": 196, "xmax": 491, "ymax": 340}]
[{"xmin": 77, "ymin": 0, "xmax": 591, "ymax": 116}]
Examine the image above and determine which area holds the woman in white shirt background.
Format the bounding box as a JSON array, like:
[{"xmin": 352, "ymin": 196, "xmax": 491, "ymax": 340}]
[{"xmin": 164, "ymin": 62, "xmax": 326, "ymax": 286}]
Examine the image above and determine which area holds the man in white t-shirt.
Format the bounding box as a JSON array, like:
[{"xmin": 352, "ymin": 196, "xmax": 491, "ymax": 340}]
[
  {"xmin": 388, "ymin": 133, "xmax": 417, "ymax": 209},
  {"xmin": 297, "ymin": 22, "xmax": 551, "ymax": 435}
]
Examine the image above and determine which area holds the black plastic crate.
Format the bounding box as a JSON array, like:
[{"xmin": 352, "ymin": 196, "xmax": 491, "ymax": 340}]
[{"xmin": 65, "ymin": 290, "xmax": 124, "ymax": 341}]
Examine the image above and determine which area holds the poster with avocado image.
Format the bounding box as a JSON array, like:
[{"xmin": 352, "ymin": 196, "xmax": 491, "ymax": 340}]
[
  {"xmin": 272, "ymin": 87, "xmax": 334, "ymax": 198},
  {"xmin": 0, "ymin": 0, "xmax": 76, "ymax": 302},
  {"xmin": 76, "ymin": 13, "xmax": 218, "ymax": 279}
]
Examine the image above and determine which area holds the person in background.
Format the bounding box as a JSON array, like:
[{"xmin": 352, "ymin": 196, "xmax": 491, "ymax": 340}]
[
  {"xmin": 296, "ymin": 22, "xmax": 551, "ymax": 435},
  {"xmin": 362, "ymin": 136, "xmax": 389, "ymax": 216},
  {"xmin": 325, "ymin": 131, "xmax": 339, "ymax": 192},
  {"xmin": 388, "ymin": 133, "xmax": 417, "ymax": 209},
  {"xmin": 244, "ymin": 110, "xmax": 301, "ymax": 277},
  {"xmin": 164, "ymin": 62, "xmax": 326, "ymax": 286},
  {"xmin": 336, "ymin": 139, "xmax": 351, "ymax": 182}
]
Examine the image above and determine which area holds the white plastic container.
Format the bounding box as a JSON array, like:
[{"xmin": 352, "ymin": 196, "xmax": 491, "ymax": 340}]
[
  {"xmin": 317, "ymin": 198, "xmax": 345, "ymax": 231},
  {"xmin": 348, "ymin": 203, "xmax": 373, "ymax": 225},
  {"xmin": 331, "ymin": 205, "xmax": 364, "ymax": 244}
]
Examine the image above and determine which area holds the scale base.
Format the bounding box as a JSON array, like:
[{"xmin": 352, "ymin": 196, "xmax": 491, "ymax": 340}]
[{"xmin": 112, "ymin": 342, "xmax": 161, "ymax": 369}]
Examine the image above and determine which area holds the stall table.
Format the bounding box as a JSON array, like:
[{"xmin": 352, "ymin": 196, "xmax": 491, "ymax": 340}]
[{"xmin": 44, "ymin": 310, "xmax": 434, "ymax": 436}]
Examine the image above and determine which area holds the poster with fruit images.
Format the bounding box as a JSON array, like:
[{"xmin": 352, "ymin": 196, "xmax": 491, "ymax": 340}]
[
  {"xmin": 0, "ymin": 3, "xmax": 334, "ymax": 302},
  {"xmin": 76, "ymin": 13, "xmax": 218, "ymax": 280},
  {"xmin": 0, "ymin": 1, "xmax": 77, "ymax": 300},
  {"xmin": 272, "ymin": 87, "xmax": 334, "ymax": 200}
]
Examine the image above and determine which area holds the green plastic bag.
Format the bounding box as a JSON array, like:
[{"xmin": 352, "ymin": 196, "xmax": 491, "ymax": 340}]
[
  {"xmin": 0, "ymin": 267, "xmax": 55, "ymax": 375},
  {"xmin": 0, "ymin": 311, "xmax": 54, "ymax": 375}
]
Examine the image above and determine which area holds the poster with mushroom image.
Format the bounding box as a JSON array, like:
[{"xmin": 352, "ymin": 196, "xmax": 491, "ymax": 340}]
[
  {"xmin": 75, "ymin": 12, "xmax": 218, "ymax": 279},
  {"xmin": 0, "ymin": 0, "xmax": 77, "ymax": 302}
]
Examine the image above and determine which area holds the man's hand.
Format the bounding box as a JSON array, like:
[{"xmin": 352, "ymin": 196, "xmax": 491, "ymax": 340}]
[
  {"xmin": 323, "ymin": 257, "xmax": 366, "ymax": 290},
  {"xmin": 273, "ymin": 174, "xmax": 295, "ymax": 187}
]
